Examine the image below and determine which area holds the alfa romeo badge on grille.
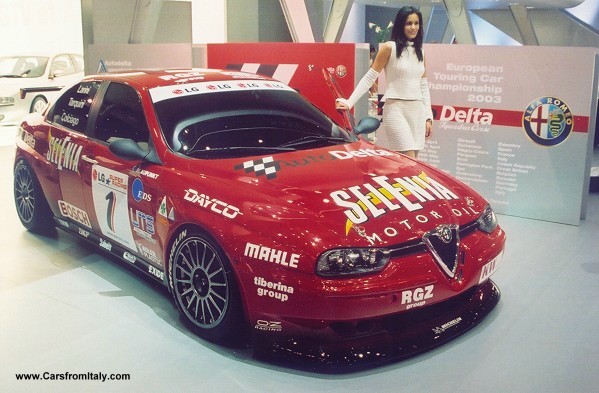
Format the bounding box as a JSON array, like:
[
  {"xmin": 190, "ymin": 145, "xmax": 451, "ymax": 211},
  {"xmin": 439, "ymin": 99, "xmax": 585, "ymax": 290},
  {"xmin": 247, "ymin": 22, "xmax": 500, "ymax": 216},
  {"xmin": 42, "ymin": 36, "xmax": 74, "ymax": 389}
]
[{"xmin": 423, "ymin": 224, "xmax": 460, "ymax": 277}]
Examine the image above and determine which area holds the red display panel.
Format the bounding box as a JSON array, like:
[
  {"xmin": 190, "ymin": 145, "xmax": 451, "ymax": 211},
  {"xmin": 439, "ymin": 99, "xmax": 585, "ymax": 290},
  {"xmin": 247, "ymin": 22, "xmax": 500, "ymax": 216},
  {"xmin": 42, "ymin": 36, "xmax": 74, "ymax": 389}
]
[{"xmin": 207, "ymin": 43, "xmax": 357, "ymax": 125}]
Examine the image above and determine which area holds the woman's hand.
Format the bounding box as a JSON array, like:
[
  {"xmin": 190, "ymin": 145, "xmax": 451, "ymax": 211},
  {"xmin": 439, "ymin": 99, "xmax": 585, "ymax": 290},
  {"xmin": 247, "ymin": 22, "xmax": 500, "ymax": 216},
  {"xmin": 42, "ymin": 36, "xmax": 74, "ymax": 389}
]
[
  {"xmin": 335, "ymin": 98, "xmax": 349, "ymax": 111},
  {"xmin": 425, "ymin": 119, "xmax": 433, "ymax": 139}
]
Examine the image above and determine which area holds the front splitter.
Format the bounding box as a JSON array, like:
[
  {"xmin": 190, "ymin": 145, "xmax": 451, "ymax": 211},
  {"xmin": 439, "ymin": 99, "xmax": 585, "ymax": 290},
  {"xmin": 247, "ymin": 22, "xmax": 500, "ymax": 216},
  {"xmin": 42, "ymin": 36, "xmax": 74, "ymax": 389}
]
[{"xmin": 252, "ymin": 279, "xmax": 500, "ymax": 373}]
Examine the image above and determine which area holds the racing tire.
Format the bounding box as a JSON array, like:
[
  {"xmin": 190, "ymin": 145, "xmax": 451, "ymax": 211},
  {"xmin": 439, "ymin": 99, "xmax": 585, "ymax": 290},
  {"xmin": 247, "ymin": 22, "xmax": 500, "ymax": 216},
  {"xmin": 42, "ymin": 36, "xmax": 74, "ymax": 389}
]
[
  {"xmin": 30, "ymin": 96, "xmax": 48, "ymax": 113},
  {"xmin": 13, "ymin": 159, "xmax": 54, "ymax": 234},
  {"xmin": 168, "ymin": 228, "xmax": 247, "ymax": 346}
]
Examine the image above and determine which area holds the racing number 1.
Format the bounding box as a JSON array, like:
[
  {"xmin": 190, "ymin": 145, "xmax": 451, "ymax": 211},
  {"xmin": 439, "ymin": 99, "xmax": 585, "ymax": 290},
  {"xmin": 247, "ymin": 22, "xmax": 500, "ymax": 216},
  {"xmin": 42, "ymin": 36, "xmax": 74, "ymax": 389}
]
[{"xmin": 106, "ymin": 191, "xmax": 116, "ymax": 232}]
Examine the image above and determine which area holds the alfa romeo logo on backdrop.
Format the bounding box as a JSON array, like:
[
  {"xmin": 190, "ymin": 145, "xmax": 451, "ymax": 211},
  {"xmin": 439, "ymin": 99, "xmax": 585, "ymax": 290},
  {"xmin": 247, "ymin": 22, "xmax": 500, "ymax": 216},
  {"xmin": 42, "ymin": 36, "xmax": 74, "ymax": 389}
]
[{"xmin": 522, "ymin": 97, "xmax": 573, "ymax": 146}]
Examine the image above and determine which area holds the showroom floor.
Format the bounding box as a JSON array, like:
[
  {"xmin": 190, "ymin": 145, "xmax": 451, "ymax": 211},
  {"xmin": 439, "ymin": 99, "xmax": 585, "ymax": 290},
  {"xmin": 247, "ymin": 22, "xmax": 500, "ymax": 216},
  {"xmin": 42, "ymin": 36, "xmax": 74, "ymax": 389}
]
[{"xmin": 1, "ymin": 128, "xmax": 598, "ymax": 393}]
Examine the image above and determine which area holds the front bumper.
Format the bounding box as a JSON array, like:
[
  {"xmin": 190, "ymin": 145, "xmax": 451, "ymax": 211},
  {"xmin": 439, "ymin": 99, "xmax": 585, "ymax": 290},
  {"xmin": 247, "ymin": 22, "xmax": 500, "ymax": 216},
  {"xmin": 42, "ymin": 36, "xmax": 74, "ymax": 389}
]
[{"xmin": 252, "ymin": 279, "xmax": 500, "ymax": 373}]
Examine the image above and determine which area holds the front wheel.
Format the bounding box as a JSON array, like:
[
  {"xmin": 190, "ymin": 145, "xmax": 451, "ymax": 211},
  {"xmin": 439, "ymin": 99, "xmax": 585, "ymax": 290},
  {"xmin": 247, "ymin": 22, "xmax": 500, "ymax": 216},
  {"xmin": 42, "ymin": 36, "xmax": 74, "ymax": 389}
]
[
  {"xmin": 14, "ymin": 159, "xmax": 54, "ymax": 233},
  {"xmin": 30, "ymin": 96, "xmax": 48, "ymax": 113},
  {"xmin": 168, "ymin": 228, "xmax": 247, "ymax": 346}
]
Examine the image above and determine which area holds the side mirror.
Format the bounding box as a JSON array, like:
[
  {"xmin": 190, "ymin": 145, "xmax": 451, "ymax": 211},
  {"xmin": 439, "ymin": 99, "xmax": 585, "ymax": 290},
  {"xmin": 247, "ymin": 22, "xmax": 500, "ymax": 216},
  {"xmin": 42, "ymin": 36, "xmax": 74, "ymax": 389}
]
[
  {"xmin": 109, "ymin": 138, "xmax": 162, "ymax": 165},
  {"xmin": 49, "ymin": 70, "xmax": 65, "ymax": 79},
  {"xmin": 354, "ymin": 116, "xmax": 380, "ymax": 135}
]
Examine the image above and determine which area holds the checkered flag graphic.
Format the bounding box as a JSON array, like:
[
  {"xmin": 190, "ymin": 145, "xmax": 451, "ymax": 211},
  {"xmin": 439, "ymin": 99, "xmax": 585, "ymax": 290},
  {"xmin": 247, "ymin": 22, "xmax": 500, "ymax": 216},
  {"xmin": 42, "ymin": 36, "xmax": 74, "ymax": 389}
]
[
  {"xmin": 234, "ymin": 156, "xmax": 281, "ymax": 180},
  {"xmin": 226, "ymin": 63, "xmax": 298, "ymax": 85}
]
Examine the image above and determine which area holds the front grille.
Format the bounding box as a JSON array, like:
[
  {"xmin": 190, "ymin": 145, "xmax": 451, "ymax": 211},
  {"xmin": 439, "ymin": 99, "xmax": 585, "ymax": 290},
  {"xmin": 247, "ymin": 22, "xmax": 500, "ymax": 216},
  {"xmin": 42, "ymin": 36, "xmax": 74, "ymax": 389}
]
[{"xmin": 387, "ymin": 219, "xmax": 479, "ymax": 259}]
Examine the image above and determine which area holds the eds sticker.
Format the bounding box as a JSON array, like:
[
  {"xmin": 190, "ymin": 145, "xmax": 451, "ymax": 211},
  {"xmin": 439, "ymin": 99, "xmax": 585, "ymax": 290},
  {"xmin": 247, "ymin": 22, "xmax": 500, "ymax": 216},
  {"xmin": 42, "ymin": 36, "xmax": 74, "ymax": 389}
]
[{"xmin": 522, "ymin": 97, "xmax": 573, "ymax": 146}]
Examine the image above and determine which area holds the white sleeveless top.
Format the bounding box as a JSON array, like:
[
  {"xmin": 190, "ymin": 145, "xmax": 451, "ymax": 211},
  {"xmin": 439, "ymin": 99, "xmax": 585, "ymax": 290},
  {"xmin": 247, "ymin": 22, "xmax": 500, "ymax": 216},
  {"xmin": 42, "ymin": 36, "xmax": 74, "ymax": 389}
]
[{"xmin": 383, "ymin": 41, "xmax": 425, "ymax": 101}]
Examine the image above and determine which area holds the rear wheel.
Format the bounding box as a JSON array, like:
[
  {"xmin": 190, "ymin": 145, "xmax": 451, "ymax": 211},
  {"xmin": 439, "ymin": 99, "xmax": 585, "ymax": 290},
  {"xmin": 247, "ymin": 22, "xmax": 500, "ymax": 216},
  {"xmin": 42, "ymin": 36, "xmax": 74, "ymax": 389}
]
[
  {"xmin": 168, "ymin": 228, "xmax": 247, "ymax": 346},
  {"xmin": 13, "ymin": 159, "xmax": 54, "ymax": 233}
]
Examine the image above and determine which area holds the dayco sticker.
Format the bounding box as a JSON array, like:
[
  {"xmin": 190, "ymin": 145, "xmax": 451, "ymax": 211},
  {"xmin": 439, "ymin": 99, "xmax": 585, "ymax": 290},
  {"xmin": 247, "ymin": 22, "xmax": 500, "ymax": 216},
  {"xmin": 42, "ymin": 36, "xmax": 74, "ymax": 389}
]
[{"xmin": 183, "ymin": 189, "xmax": 242, "ymax": 219}]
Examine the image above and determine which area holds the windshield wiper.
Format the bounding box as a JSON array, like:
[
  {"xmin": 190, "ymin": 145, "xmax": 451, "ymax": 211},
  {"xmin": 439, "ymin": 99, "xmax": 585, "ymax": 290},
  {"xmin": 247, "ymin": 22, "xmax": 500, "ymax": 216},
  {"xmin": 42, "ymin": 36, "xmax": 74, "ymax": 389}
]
[
  {"xmin": 279, "ymin": 134, "xmax": 348, "ymax": 148},
  {"xmin": 188, "ymin": 145, "xmax": 295, "ymax": 157},
  {"xmin": 0, "ymin": 74, "xmax": 22, "ymax": 78}
]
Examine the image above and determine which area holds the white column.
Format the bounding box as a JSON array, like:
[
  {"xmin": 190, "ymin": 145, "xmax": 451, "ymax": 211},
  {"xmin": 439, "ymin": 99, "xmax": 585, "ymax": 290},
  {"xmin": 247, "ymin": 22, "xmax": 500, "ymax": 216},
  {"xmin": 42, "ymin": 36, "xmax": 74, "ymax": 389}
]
[
  {"xmin": 279, "ymin": 0, "xmax": 315, "ymax": 43},
  {"xmin": 442, "ymin": 0, "xmax": 475, "ymax": 44},
  {"xmin": 509, "ymin": 3, "xmax": 539, "ymax": 46},
  {"xmin": 323, "ymin": 0, "xmax": 353, "ymax": 43}
]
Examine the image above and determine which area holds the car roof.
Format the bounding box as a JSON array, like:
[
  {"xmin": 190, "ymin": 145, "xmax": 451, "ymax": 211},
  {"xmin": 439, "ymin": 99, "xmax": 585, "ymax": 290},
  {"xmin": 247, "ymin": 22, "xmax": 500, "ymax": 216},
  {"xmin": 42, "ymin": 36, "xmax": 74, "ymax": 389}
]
[{"xmin": 82, "ymin": 68, "xmax": 273, "ymax": 89}]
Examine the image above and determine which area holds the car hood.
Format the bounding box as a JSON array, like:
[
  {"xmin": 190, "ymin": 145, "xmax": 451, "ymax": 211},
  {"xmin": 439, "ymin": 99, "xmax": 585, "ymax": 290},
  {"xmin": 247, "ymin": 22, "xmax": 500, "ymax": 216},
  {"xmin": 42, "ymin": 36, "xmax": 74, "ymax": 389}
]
[{"xmin": 185, "ymin": 140, "xmax": 488, "ymax": 247}]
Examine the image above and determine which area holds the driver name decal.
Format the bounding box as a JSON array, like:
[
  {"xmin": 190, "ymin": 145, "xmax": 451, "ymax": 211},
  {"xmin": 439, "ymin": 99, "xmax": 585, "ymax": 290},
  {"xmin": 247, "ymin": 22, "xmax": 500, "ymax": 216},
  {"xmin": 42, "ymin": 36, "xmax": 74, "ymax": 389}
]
[{"xmin": 331, "ymin": 172, "xmax": 459, "ymax": 232}]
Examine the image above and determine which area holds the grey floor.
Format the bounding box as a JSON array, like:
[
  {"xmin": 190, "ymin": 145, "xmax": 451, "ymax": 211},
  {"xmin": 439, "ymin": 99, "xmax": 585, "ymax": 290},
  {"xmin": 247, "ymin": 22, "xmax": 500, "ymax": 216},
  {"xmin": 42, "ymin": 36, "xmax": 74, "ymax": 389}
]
[{"xmin": 1, "ymin": 128, "xmax": 598, "ymax": 393}]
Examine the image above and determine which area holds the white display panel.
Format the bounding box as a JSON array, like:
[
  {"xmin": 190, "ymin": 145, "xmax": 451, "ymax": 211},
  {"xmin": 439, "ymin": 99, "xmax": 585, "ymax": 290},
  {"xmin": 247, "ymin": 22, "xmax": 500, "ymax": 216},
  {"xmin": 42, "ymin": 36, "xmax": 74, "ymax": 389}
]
[{"xmin": 418, "ymin": 44, "xmax": 597, "ymax": 225}]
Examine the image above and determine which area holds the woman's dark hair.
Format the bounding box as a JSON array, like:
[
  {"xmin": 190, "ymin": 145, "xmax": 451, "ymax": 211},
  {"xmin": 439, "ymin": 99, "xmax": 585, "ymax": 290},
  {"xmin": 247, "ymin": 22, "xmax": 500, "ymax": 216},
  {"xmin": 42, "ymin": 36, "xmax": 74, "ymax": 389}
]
[{"xmin": 390, "ymin": 6, "xmax": 424, "ymax": 62}]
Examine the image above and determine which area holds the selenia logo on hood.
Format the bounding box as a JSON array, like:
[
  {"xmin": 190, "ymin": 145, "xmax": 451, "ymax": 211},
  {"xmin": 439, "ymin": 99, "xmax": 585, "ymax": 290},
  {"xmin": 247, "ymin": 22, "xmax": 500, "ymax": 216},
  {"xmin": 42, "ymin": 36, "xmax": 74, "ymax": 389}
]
[{"xmin": 330, "ymin": 172, "xmax": 459, "ymax": 229}]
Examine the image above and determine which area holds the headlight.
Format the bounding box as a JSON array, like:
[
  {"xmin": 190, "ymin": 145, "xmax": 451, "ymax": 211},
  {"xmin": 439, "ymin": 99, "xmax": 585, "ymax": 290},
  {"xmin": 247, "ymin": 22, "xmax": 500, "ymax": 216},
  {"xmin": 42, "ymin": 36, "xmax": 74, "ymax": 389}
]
[
  {"xmin": 0, "ymin": 97, "xmax": 15, "ymax": 106},
  {"xmin": 316, "ymin": 248, "xmax": 391, "ymax": 277},
  {"xmin": 477, "ymin": 204, "xmax": 498, "ymax": 233}
]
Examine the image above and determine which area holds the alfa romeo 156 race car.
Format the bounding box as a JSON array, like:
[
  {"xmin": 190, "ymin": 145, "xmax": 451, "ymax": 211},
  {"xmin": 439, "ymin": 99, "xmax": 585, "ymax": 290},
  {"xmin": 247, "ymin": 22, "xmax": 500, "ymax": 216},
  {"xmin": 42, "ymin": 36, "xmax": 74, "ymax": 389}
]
[{"xmin": 13, "ymin": 69, "xmax": 505, "ymax": 372}]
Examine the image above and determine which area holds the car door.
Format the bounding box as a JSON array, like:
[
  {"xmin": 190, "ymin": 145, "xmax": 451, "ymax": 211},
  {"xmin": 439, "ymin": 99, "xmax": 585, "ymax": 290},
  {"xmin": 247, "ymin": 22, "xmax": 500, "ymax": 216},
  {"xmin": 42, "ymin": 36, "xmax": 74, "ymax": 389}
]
[
  {"xmin": 44, "ymin": 80, "xmax": 101, "ymax": 232},
  {"xmin": 78, "ymin": 81, "xmax": 165, "ymax": 271}
]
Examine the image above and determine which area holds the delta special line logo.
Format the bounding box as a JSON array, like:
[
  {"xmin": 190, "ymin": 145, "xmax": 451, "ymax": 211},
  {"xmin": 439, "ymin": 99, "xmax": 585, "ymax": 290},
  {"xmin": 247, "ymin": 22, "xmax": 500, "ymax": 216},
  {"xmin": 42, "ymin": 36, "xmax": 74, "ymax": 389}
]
[{"xmin": 522, "ymin": 97, "xmax": 573, "ymax": 146}]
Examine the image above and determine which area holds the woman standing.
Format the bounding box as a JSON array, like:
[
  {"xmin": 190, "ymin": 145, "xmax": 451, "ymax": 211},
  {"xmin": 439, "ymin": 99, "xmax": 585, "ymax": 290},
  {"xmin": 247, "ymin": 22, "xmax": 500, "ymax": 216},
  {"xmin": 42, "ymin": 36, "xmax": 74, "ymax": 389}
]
[{"xmin": 336, "ymin": 6, "xmax": 433, "ymax": 158}]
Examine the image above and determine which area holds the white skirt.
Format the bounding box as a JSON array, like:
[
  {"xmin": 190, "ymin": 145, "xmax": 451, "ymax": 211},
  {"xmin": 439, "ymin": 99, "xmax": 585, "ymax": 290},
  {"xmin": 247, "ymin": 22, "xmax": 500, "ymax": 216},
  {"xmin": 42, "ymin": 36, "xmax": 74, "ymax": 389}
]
[{"xmin": 376, "ymin": 99, "xmax": 426, "ymax": 151}]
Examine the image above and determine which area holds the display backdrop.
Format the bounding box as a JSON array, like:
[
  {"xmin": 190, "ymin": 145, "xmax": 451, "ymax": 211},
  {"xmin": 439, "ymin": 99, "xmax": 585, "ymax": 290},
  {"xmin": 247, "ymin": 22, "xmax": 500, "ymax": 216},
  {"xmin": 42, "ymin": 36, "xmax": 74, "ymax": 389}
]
[
  {"xmin": 208, "ymin": 43, "xmax": 595, "ymax": 225},
  {"xmin": 417, "ymin": 45, "xmax": 597, "ymax": 225},
  {"xmin": 86, "ymin": 43, "xmax": 192, "ymax": 75},
  {"xmin": 207, "ymin": 43, "xmax": 366, "ymax": 126}
]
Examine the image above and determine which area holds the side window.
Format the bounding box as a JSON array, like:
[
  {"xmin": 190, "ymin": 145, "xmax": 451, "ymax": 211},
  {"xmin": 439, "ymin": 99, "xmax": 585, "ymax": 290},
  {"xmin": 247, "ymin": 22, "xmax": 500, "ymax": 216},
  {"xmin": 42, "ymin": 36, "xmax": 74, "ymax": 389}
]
[
  {"xmin": 94, "ymin": 83, "xmax": 149, "ymax": 148},
  {"xmin": 47, "ymin": 81, "xmax": 100, "ymax": 134},
  {"xmin": 71, "ymin": 54, "xmax": 84, "ymax": 73},
  {"xmin": 50, "ymin": 54, "xmax": 76, "ymax": 77}
]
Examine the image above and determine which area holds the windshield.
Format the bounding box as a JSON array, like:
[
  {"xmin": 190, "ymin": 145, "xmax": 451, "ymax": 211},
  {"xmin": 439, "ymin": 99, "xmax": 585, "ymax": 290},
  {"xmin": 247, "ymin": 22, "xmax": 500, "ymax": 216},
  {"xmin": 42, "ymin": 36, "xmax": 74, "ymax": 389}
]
[
  {"xmin": 0, "ymin": 56, "xmax": 48, "ymax": 78},
  {"xmin": 152, "ymin": 86, "xmax": 354, "ymax": 159}
]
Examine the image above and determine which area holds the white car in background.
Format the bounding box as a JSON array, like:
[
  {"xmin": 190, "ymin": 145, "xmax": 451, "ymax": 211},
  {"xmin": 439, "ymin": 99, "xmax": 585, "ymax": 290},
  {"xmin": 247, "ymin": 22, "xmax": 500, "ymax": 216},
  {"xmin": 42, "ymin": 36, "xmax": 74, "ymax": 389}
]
[{"xmin": 0, "ymin": 53, "xmax": 84, "ymax": 126}]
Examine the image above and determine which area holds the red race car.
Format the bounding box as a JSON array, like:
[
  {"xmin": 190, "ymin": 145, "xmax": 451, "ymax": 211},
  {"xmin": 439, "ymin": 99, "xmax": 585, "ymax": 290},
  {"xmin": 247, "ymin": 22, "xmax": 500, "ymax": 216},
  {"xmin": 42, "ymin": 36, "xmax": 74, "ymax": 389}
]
[{"xmin": 13, "ymin": 69, "xmax": 505, "ymax": 372}]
